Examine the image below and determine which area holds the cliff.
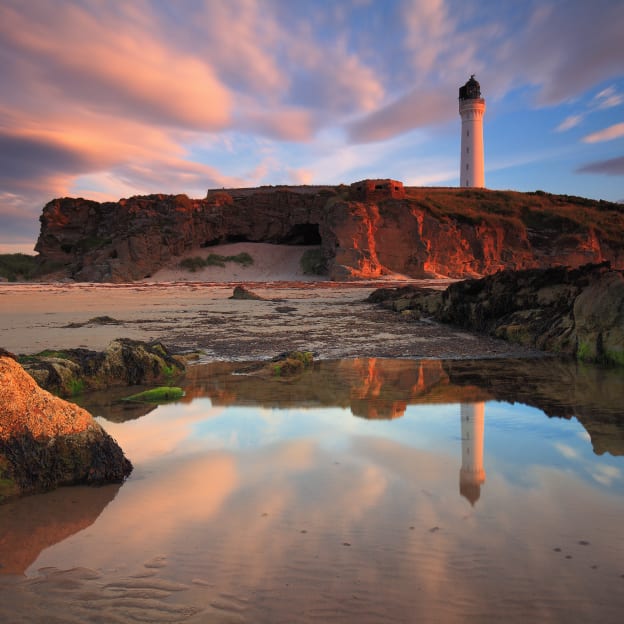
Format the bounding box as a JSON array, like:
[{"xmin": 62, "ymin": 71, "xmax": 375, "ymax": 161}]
[{"xmin": 34, "ymin": 185, "xmax": 624, "ymax": 282}]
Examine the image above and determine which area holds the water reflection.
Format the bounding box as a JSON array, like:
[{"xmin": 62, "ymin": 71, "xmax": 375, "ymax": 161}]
[
  {"xmin": 460, "ymin": 403, "xmax": 486, "ymax": 505},
  {"xmin": 1, "ymin": 358, "xmax": 622, "ymax": 623},
  {"xmin": 0, "ymin": 484, "xmax": 120, "ymax": 575}
]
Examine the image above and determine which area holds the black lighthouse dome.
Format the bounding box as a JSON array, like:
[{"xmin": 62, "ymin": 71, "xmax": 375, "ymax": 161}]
[{"xmin": 459, "ymin": 75, "xmax": 481, "ymax": 100}]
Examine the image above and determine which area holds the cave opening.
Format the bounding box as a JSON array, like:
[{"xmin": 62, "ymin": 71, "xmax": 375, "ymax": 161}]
[
  {"xmin": 277, "ymin": 223, "xmax": 322, "ymax": 245},
  {"xmin": 201, "ymin": 224, "xmax": 322, "ymax": 248}
]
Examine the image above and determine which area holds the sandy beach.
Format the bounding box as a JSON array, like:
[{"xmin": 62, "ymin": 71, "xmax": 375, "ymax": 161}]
[{"xmin": 0, "ymin": 242, "xmax": 544, "ymax": 359}]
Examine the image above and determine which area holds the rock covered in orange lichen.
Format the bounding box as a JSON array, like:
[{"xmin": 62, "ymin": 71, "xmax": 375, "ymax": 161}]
[{"xmin": 0, "ymin": 356, "xmax": 132, "ymax": 502}]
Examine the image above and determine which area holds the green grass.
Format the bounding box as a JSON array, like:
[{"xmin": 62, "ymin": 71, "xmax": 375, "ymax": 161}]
[
  {"xmin": 0, "ymin": 253, "xmax": 38, "ymax": 281},
  {"xmin": 180, "ymin": 252, "xmax": 254, "ymax": 272},
  {"xmin": 123, "ymin": 386, "xmax": 185, "ymax": 403}
]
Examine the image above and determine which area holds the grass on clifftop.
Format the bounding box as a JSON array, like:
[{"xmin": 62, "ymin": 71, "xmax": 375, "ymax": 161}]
[
  {"xmin": 403, "ymin": 188, "xmax": 624, "ymax": 246},
  {"xmin": 180, "ymin": 252, "xmax": 254, "ymax": 272}
]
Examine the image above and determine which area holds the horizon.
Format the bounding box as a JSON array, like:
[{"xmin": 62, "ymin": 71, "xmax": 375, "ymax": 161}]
[{"xmin": 1, "ymin": 0, "xmax": 623, "ymax": 255}]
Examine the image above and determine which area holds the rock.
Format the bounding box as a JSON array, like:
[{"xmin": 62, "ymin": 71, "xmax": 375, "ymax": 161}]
[
  {"xmin": 368, "ymin": 263, "xmax": 624, "ymax": 365},
  {"xmin": 33, "ymin": 187, "xmax": 623, "ymax": 282},
  {"xmin": 229, "ymin": 285, "xmax": 265, "ymax": 300},
  {"xmin": 20, "ymin": 339, "xmax": 185, "ymax": 397},
  {"xmin": 236, "ymin": 351, "xmax": 315, "ymax": 378},
  {"xmin": 573, "ymin": 270, "xmax": 624, "ymax": 365},
  {"xmin": 0, "ymin": 356, "xmax": 132, "ymax": 502}
]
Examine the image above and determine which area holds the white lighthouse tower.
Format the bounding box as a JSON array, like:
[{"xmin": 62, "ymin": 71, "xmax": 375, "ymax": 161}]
[{"xmin": 459, "ymin": 75, "xmax": 486, "ymax": 188}]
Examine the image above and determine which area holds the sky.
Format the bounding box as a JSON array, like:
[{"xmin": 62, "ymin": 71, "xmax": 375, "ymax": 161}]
[{"xmin": 0, "ymin": 0, "xmax": 623, "ymax": 254}]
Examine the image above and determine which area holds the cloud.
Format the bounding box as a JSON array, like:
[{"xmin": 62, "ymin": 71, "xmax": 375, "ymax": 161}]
[
  {"xmin": 508, "ymin": 1, "xmax": 624, "ymax": 106},
  {"xmin": 0, "ymin": 132, "xmax": 100, "ymax": 180},
  {"xmin": 238, "ymin": 108, "xmax": 318, "ymax": 142},
  {"xmin": 348, "ymin": 88, "xmax": 454, "ymax": 143},
  {"xmin": 0, "ymin": 1, "xmax": 232, "ymax": 130},
  {"xmin": 555, "ymin": 115, "xmax": 583, "ymax": 133},
  {"xmin": 583, "ymin": 123, "xmax": 624, "ymax": 144},
  {"xmin": 594, "ymin": 86, "xmax": 624, "ymax": 110},
  {"xmin": 576, "ymin": 156, "xmax": 624, "ymax": 176}
]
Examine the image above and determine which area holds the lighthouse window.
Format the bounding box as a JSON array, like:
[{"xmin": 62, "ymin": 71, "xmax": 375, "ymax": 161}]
[
  {"xmin": 466, "ymin": 147, "xmax": 470, "ymax": 154},
  {"xmin": 466, "ymin": 163, "xmax": 469, "ymax": 170},
  {"xmin": 466, "ymin": 130, "xmax": 470, "ymax": 137}
]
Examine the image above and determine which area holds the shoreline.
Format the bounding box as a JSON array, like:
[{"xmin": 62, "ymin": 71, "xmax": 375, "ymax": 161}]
[{"xmin": 0, "ymin": 280, "xmax": 542, "ymax": 361}]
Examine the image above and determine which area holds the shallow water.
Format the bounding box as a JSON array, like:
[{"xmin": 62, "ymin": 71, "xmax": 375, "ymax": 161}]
[{"xmin": 1, "ymin": 358, "xmax": 623, "ymax": 623}]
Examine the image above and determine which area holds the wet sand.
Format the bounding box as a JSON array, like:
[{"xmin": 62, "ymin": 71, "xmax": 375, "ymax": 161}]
[{"xmin": 0, "ymin": 280, "xmax": 539, "ymax": 360}]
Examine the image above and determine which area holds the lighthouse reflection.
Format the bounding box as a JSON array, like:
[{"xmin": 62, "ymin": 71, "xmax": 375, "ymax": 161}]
[{"xmin": 459, "ymin": 402, "xmax": 486, "ymax": 505}]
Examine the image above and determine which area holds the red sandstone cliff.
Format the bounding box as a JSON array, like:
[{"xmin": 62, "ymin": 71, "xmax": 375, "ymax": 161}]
[{"xmin": 34, "ymin": 186, "xmax": 624, "ymax": 282}]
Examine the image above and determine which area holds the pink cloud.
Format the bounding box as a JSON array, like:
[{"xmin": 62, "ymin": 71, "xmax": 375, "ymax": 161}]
[
  {"xmin": 583, "ymin": 123, "xmax": 624, "ymax": 144},
  {"xmin": 0, "ymin": 2, "xmax": 232, "ymax": 130},
  {"xmin": 556, "ymin": 115, "xmax": 584, "ymax": 133},
  {"xmin": 238, "ymin": 108, "xmax": 318, "ymax": 142}
]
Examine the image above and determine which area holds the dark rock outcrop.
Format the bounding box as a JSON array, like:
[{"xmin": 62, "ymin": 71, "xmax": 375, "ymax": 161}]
[
  {"xmin": 369, "ymin": 263, "xmax": 624, "ymax": 365},
  {"xmin": 19, "ymin": 339, "xmax": 185, "ymax": 397},
  {"xmin": 0, "ymin": 356, "xmax": 132, "ymax": 502},
  {"xmin": 33, "ymin": 187, "xmax": 623, "ymax": 282},
  {"xmin": 229, "ymin": 285, "xmax": 266, "ymax": 300}
]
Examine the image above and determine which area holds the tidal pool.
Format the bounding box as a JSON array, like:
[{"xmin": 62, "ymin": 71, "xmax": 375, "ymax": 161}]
[{"xmin": 1, "ymin": 358, "xmax": 623, "ymax": 623}]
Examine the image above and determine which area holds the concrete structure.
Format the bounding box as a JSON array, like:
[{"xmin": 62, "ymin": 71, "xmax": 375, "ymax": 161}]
[
  {"xmin": 349, "ymin": 179, "xmax": 405, "ymax": 201},
  {"xmin": 459, "ymin": 75, "xmax": 486, "ymax": 188},
  {"xmin": 459, "ymin": 402, "xmax": 486, "ymax": 506}
]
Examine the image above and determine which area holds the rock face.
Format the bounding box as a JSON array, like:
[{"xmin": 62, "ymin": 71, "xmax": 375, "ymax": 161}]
[
  {"xmin": 20, "ymin": 339, "xmax": 186, "ymax": 398},
  {"xmin": 0, "ymin": 356, "xmax": 132, "ymax": 502},
  {"xmin": 34, "ymin": 186, "xmax": 624, "ymax": 282},
  {"xmin": 369, "ymin": 263, "xmax": 624, "ymax": 366}
]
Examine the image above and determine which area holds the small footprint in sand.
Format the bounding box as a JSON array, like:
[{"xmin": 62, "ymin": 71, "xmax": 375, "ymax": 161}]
[{"xmin": 429, "ymin": 526, "xmax": 440, "ymax": 533}]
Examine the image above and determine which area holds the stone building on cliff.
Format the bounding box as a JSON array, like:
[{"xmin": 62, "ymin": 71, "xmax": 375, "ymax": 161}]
[{"xmin": 349, "ymin": 179, "xmax": 405, "ymax": 201}]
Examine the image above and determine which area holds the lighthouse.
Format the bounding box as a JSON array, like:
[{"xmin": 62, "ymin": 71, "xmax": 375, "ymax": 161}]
[
  {"xmin": 459, "ymin": 75, "xmax": 486, "ymax": 188},
  {"xmin": 459, "ymin": 402, "xmax": 486, "ymax": 506}
]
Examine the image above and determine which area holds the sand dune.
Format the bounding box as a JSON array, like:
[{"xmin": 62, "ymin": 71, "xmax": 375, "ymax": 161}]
[{"xmin": 147, "ymin": 242, "xmax": 325, "ymax": 283}]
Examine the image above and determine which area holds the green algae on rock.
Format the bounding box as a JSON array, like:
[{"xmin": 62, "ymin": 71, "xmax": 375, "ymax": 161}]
[
  {"xmin": 19, "ymin": 338, "xmax": 186, "ymax": 397},
  {"xmin": 123, "ymin": 386, "xmax": 185, "ymax": 403}
]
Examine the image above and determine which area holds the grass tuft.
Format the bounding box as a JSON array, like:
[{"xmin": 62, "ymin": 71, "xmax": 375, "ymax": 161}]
[{"xmin": 180, "ymin": 252, "xmax": 254, "ymax": 272}]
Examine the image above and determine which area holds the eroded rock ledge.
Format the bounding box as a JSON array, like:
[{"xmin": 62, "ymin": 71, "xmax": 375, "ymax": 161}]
[
  {"xmin": 368, "ymin": 262, "xmax": 624, "ymax": 366},
  {"xmin": 33, "ymin": 186, "xmax": 623, "ymax": 282},
  {"xmin": 0, "ymin": 355, "xmax": 132, "ymax": 502}
]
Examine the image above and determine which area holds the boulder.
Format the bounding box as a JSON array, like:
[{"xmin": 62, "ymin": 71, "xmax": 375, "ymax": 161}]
[
  {"xmin": 20, "ymin": 339, "xmax": 185, "ymax": 397},
  {"xmin": 229, "ymin": 285, "xmax": 266, "ymax": 300},
  {"xmin": 0, "ymin": 356, "xmax": 132, "ymax": 502}
]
